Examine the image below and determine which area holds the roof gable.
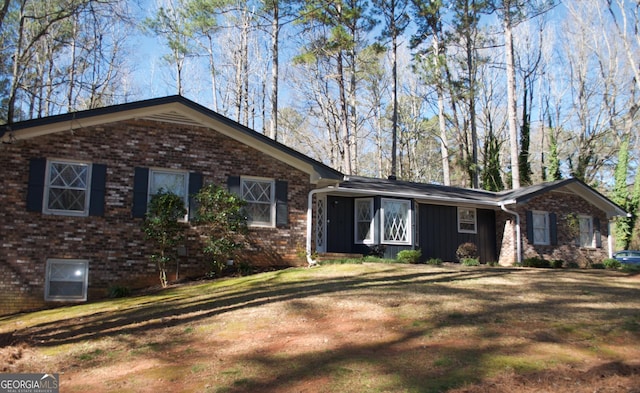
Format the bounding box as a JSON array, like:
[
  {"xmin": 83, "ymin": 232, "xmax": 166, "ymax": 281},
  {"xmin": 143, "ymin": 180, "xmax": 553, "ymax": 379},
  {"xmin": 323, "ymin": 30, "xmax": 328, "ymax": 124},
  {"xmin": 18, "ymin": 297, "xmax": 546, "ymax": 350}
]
[{"xmin": 0, "ymin": 96, "xmax": 343, "ymax": 185}]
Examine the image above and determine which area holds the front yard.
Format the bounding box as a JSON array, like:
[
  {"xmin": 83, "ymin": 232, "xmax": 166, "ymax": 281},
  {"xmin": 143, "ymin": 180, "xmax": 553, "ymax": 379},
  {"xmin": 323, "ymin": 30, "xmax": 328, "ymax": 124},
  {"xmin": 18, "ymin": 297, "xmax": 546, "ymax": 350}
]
[{"xmin": 1, "ymin": 263, "xmax": 639, "ymax": 392}]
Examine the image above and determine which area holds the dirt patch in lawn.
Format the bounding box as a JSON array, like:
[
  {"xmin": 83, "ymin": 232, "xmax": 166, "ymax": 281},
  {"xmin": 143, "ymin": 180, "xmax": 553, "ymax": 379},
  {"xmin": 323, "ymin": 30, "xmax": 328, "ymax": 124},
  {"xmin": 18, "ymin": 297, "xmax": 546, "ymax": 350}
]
[{"xmin": 1, "ymin": 264, "xmax": 639, "ymax": 392}]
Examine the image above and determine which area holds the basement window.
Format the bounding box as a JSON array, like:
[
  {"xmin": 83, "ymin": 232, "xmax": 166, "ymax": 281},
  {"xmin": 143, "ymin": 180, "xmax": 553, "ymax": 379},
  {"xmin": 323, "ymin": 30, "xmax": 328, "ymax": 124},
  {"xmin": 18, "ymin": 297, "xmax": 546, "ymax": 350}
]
[{"xmin": 45, "ymin": 259, "xmax": 89, "ymax": 302}]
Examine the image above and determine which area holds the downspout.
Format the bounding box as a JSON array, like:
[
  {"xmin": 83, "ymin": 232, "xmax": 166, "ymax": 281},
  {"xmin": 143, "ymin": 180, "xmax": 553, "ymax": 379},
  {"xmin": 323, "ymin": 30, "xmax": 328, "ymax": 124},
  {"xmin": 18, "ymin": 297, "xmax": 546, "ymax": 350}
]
[
  {"xmin": 500, "ymin": 203, "xmax": 522, "ymax": 264},
  {"xmin": 306, "ymin": 186, "xmax": 336, "ymax": 266}
]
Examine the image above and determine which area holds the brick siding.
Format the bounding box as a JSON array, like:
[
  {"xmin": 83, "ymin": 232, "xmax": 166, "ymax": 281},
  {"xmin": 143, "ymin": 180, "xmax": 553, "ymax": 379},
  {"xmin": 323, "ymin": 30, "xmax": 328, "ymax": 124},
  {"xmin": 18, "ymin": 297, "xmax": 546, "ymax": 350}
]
[
  {"xmin": 497, "ymin": 192, "xmax": 611, "ymax": 266},
  {"xmin": 0, "ymin": 119, "xmax": 313, "ymax": 315}
]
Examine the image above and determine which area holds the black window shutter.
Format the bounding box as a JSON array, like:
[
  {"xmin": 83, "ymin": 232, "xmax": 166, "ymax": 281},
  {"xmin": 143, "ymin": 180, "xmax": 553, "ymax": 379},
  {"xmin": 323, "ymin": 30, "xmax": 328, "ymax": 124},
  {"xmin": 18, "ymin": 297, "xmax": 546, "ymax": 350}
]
[
  {"xmin": 275, "ymin": 180, "xmax": 288, "ymax": 227},
  {"xmin": 89, "ymin": 164, "xmax": 107, "ymax": 217},
  {"xmin": 26, "ymin": 158, "xmax": 47, "ymax": 212},
  {"xmin": 188, "ymin": 172, "xmax": 203, "ymax": 220},
  {"xmin": 227, "ymin": 176, "xmax": 241, "ymax": 196},
  {"xmin": 549, "ymin": 213, "xmax": 557, "ymax": 245},
  {"xmin": 525, "ymin": 210, "xmax": 533, "ymax": 243},
  {"xmin": 132, "ymin": 167, "xmax": 149, "ymax": 218},
  {"xmin": 594, "ymin": 217, "xmax": 601, "ymax": 248}
]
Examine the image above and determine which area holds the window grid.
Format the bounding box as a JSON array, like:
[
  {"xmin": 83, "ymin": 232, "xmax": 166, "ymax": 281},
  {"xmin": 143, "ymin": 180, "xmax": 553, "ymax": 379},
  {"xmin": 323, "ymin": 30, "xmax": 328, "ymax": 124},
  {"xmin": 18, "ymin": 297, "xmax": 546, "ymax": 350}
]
[
  {"xmin": 241, "ymin": 178, "xmax": 275, "ymax": 226},
  {"xmin": 382, "ymin": 199, "xmax": 411, "ymax": 245},
  {"xmin": 532, "ymin": 211, "xmax": 550, "ymax": 245},
  {"xmin": 355, "ymin": 198, "xmax": 374, "ymax": 244},
  {"xmin": 45, "ymin": 160, "xmax": 91, "ymax": 216},
  {"xmin": 458, "ymin": 207, "xmax": 477, "ymax": 234},
  {"xmin": 578, "ymin": 215, "xmax": 594, "ymax": 247}
]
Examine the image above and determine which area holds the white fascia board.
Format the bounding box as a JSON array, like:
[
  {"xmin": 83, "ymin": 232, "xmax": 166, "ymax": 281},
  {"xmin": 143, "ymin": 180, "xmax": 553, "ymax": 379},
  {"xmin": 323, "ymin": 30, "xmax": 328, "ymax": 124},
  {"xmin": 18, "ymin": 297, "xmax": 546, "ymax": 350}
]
[
  {"xmin": 325, "ymin": 186, "xmax": 502, "ymax": 208},
  {"xmin": 3, "ymin": 104, "xmax": 179, "ymax": 142}
]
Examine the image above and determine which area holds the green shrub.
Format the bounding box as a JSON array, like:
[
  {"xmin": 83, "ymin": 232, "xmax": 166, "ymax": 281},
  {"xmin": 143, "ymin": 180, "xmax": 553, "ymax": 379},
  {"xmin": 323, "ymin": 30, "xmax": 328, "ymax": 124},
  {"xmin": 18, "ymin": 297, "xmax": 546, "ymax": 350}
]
[
  {"xmin": 566, "ymin": 261, "xmax": 580, "ymax": 269},
  {"xmin": 486, "ymin": 261, "xmax": 499, "ymax": 266},
  {"xmin": 108, "ymin": 285, "xmax": 131, "ymax": 298},
  {"xmin": 551, "ymin": 259, "xmax": 564, "ymax": 269},
  {"xmin": 397, "ymin": 249, "xmax": 422, "ymax": 264},
  {"xmin": 591, "ymin": 263, "xmax": 606, "ymax": 269},
  {"xmin": 143, "ymin": 189, "xmax": 188, "ymax": 288},
  {"xmin": 602, "ymin": 258, "xmax": 621, "ymax": 269},
  {"xmin": 456, "ymin": 242, "xmax": 478, "ymax": 262},
  {"xmin": 461, "ymin": 258, "xmax": 480, "ymax": 266},
  {"xmin": 522, "ymin": 257, "xmax": 551, "ymax": 268},
  {"xmin": 426, "ymin": 257, "xmax": 443, "ymax": 266},
  {"xmin": 621, "ymin": 263, "xmax": 640, "ymax": 273},
  {"xmin": 193, "ymin": 184, "xmax": 248, "ymax": 274}
]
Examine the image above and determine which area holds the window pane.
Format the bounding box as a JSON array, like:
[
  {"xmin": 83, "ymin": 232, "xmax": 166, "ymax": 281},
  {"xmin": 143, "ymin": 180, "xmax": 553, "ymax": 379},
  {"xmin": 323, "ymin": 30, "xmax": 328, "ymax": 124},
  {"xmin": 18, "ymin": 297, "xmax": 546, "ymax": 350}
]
[
  {"xmin": 48, "ymin": 188, "xmax": 86, "ymax": 211},
  {"xmin": 579, "ymin": 217, "xmax": 593, "ymax": 247},
  {"xmin": 245, "ymin": 202, "xmax": 271, "ymax": 223},
  {"xmin": 241, "ymin": 179, "xmax": 274, "ymax": 225},
  {"xmin": 48, "ymin": 282, "xmax": 84, "ymax": 297},
  {"xmin": 150, "ymin": 172, "xmax": 186, "ymax": 197},
  {"xmin": 49, "ymin": 163, "xmax": 88, "ymax": 188},
  {"xmin": 532, "ymin": 212, "xmax": 549, "ymax": 245},
  {"xmin": 383, "ymin": 200, "xmax": 409, "ymax": 243},
  {"xmin": 46, "ymin": 260, "xmax": 88, "ymax": 301},
  {"xmin": 242, "ymin": 180, "xmax": 272, "ymax": 203},
  {"xmin": 355, "ymin": 199, "xmax": 373, "ymax": 243},
  {"xmin": 46, "ymin": 161, "xmax": 89, "ymax": 214},
  {"xmin": 458, "ymin": 208, "xmax": 476, "ymax": 233}
]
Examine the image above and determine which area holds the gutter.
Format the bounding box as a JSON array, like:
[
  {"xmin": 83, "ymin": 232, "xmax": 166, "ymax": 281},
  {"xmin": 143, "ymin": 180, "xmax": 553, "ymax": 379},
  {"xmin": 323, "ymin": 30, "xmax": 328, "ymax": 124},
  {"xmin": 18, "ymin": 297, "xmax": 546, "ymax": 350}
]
[{"xmin": 500, "ymin": 203, "xmax": 522, "ymax": 264}]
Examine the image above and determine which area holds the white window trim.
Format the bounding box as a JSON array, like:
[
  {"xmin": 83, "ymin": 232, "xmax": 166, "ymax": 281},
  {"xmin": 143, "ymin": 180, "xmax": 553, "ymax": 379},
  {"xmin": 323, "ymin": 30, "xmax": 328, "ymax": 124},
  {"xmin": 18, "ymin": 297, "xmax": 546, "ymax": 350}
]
[
  {"xmin": 354, "ymin": 198, "xmax": 375, "ymax": 244},
  {"xmin": 148, "ymin": 168, "xmax": 189, "ymax": 221},
  {"xmin": 241, "ymin": 176, "xmax": 276, "ymax": 227},
  {"xmin": 578, "ymin": 215, "xmax": 595, "ymax": 248},
  {"xmin": 532, "ymin": 210, "xmax": 550, "ymax": 245},
  {"xmin": 457, "ymin": 207, "xmax": 477, "ymax": 234},
  {"xmin": 45, "ymin": 259, "xmax": 89, "ymax": 302},
  {"xmin": 43, "ymin": 159, "xmax": 92, "ymax": 217},
  {"xmin": 381, "ymin": 198, "xmax": 412, "ymax": 245}
]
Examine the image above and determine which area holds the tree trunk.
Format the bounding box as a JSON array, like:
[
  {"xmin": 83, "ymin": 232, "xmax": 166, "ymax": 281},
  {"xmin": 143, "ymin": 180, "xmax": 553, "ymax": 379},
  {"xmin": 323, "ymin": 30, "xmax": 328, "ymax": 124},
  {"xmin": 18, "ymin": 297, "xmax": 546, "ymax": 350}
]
[
  {"xmin": 505, "ymin": 8, "xmax": 520, "ymax": 189},
  {"xmin": 270, "ymin": 2, "xmax": 279, "ymax": 140}
]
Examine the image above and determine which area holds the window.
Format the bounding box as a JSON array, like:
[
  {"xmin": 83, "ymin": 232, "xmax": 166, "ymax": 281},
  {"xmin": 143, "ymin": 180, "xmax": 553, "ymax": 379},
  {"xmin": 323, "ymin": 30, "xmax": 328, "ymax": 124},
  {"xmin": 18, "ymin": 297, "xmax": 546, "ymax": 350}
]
[
  {"xmin": 578, "ymin": 215, "xmax": 594, "ymax": 247},
  {"xmin": 149, "ymin": 169, "xmax": 188, "ymax": 204},
  {"xmin": 148, "ymin": 169, "xmax": 189, "ymax": 220},
  {"xmin": 532, "ymin": 211, "xmax": 550, "ymax": 245},
  {"xmin": 382, "ymin": 199, "xmax": 411, "ymax": 244},
  {"xmin": 355, "ymin": 198, "xmax": 374, "ymax": 244},
  {"xmin": 241, "ymin": 177, "xmax": 275, "ymax": 226},
  {"xmin": 45, "ymin": 259, "xmax": 89, "ymax": 301},
  {"xmin": 44, "ymin": 160, "xmax": 92, "ymax": 216},
  {"xmin": 458, "ymin": 207, "xmax": 477, "ymax": 234}
]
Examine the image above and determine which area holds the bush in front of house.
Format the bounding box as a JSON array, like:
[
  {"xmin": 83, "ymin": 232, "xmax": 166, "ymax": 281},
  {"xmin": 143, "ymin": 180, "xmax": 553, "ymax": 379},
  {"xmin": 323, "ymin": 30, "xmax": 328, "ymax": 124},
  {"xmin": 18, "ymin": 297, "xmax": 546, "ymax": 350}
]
[
  {"xmin": 522, "ymin": 257, "xmax": 551, "ymax": 268},
  {"xmin": 397, "ymin": 249, "xmax": 422, "ymax": 264},
  {"xmin": 551, "ymin": 259, "xmax": 564, "ymax": 269},
  {"xmin": 193, "ymin": 184, "xmax": 248, "ymax": 276},
  {"xmin": 461, "ymin": 258, "xmax": 480, "ymax": 266},
  {"xmin": 426, "ymin": 257, "xmax": 443, "ymax": 265},
  {"xmin": 602, "ymin": 258, "xmax": 621, "ymax": 269},
  {"xmin": 456, "ymin": 242, "xmax": 478, "ymax": 262},
  {"xmin": 143, "ymin": 189, "xmax": 188, "ymax": 288}
]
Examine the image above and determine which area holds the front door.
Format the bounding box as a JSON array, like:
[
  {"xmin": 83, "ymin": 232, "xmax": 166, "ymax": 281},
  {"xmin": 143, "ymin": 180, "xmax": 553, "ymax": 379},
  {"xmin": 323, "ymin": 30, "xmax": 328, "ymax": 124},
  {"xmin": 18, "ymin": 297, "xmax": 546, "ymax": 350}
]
[{"xmin": 326, "ymin": 196, "xmax": 353, "ymax": 253}]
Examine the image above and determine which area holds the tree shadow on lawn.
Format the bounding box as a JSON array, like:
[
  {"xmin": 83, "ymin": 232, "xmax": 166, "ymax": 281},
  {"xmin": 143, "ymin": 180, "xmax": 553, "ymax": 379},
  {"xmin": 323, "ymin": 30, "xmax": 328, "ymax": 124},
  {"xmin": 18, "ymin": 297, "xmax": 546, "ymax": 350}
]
[
  {"xmin": 4, "ymin": 268, "xmax": 638, "ymax": 348},
  {"xmin": 2, "ymin": 266, "xmax": 639, "ymax": 392},
  {"xmin": 5, "ymin": 267, "xmax": 510, "ymax": 347}
]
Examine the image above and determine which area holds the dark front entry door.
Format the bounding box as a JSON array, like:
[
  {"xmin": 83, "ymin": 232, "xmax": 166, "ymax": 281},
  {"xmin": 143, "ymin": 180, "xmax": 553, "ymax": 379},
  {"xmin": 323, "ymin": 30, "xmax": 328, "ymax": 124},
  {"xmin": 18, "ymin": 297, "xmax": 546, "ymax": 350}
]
[{"xmin": 326, "ymin": 196, "xmax": 353, "ymax": 253}]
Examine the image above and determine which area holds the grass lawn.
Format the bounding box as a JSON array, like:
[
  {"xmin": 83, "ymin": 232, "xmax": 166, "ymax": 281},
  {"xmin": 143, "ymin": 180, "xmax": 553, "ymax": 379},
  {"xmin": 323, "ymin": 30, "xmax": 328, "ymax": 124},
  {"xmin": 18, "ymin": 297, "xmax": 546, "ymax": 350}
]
[{"xmin": 1, "ymin": 263, "xmax": 639, "ymax": 392}]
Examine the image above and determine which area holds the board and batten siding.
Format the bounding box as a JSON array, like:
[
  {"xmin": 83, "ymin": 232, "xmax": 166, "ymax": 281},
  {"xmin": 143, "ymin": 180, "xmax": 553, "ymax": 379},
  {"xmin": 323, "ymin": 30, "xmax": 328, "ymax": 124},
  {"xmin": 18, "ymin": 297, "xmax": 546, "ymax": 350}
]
[{"xmin": 418, "ymin": 204, "xmax": 496, "ymax": 263}]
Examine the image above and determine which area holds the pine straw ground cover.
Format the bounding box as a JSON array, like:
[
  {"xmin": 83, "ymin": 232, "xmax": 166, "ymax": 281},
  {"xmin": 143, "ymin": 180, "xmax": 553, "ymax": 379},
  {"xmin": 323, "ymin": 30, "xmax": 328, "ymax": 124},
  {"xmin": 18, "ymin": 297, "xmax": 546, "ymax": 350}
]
[{"xmin": 1, "ymin": 263, "xmax": 639, "ymax": 393}]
